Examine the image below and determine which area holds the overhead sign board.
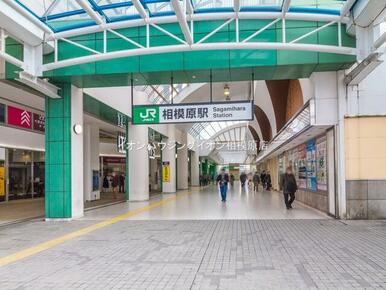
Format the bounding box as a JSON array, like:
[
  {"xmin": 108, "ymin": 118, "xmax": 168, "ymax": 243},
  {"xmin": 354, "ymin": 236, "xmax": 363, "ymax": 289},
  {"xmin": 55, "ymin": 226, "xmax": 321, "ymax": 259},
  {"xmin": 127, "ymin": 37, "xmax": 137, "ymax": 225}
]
[
  {"xmin": 7, "ymin": 106, "xmax": 32, "ymax": 129},
  {"xmin": 132, "ymin": 101, "xmax": 253, "ymax": 125}
]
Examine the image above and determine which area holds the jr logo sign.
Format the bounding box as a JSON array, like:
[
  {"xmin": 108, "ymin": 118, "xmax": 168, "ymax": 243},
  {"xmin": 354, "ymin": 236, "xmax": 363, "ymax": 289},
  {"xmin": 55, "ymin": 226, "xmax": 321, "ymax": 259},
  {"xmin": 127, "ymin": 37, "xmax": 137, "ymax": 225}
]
[{"xmin": 133, "ymin": 106, "xmax": 159, "ymax": 124}]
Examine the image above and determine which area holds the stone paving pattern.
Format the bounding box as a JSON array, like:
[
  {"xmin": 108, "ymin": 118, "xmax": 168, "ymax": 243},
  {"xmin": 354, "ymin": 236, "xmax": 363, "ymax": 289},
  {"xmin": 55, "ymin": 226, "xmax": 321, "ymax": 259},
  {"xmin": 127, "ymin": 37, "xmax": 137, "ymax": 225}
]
[{"xmin": 1, "ymin": 219, "xmax": 386, "ymax": 289}]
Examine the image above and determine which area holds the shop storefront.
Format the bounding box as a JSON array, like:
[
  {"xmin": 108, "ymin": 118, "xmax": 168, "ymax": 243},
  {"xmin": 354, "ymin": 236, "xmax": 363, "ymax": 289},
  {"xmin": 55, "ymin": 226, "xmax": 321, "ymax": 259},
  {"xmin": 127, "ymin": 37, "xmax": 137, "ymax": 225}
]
[
  {"xmin": 0, "ymin": 102, "xmax": 45, "ymax": 203},
  {"xmin": 100, "ymin": 156, "xmax": 126, "ymax": 193}
]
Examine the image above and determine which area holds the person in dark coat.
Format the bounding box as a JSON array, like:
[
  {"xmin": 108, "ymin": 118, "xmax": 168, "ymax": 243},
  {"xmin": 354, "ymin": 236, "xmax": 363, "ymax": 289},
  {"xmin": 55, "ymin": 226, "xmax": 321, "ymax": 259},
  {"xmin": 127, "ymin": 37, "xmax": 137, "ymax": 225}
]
[
  {"xmin": 239, "ymin": 172, "xmax": 247, "ymax": 188},
  {"xmin": 119, "ymin": 173, "xmax": 125, "ymax": 193},
  {"xmin": 112, "ymin": 173, "xmax": 119, "ymax": 199},
  {"xmin": 266, "ymin": 171, "xmax": 272, "ymax": 191},
  {"xmin": 216, "ymin": 168, "xmax": 230, "ymax": 202},
  {"xmin": 252, "ymin": 172, "xmax": 260, "ymax": 192},
  {"xmin": 103, "ymin": 175, "xmax": 109, "ymax": 192},
  {"xmin": 280, "ymin": 166, "xmax": 298, "ymax": 209},
  {"xmin": 260, "ymin": 170, "xmax": 266, "ymax": 189}
]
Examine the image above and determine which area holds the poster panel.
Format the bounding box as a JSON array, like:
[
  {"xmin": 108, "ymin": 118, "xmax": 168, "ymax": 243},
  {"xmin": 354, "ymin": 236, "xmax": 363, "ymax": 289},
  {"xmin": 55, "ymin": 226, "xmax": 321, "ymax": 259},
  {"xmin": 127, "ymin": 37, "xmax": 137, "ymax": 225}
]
[
  {"xmin": 316, "ymin": 137, "xmax": 328, "ymax": 191},
  {"xmin": 162, "ymin": 161, "xmax": 170, "ymax": 183},
  {"xmin": 306, "ymin": 139, "xmax": 317, "ymax": 191},
  {"xmin": 297, "ymin": 144, "xmax": 307, "ymax": 189},
  {"xmin": 0, "ymin": 167, "xmax": 4, "ymax": 197}
]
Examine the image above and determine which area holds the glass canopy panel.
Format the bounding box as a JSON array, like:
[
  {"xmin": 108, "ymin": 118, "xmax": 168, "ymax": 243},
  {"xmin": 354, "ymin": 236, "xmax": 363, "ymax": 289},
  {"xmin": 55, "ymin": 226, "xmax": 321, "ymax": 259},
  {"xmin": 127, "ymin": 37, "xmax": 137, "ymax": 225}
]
[
  {"xmin": 189, "ymin": 121, "xmax": 248, "ymax": 140},
  {"xmin": 16, "ymin": 0, "xmax": 58, "ymax": 17},
  {"xmin": 15, "ymin": 0, "xmax": 349, "ymax": 32},
  {"xmin": 44, "ymin": 0, "xmax": 83, "ymax": 17},
  {"xmin": 102, "ymin": 5, "xmax": 139, "ymax": 21},
  {"xmin": 46, "ymin": 14, "xmax": 97, "ymax": 31},
  {"xmin": 240, "ymin": 0, "xmax": 283, "ymax": 10},
  {"xmin": 290, "ymin": 0, "xmax": 346, "ymax": 12},
  {"xmin": 192, "ymin": 0, "xmax": 233, "ymax": 10},
  {"xmin": 146, "ymin": 2, "xmax": 174, "ymax": 16}
]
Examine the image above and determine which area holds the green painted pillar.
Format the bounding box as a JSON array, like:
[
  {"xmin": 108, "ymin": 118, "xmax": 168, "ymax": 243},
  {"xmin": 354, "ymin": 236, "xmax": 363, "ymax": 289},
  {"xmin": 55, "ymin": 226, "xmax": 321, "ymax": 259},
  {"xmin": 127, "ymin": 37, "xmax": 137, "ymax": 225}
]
[{"xmin": 45, "ymin": 83, "xmax": 84, "ymax": 219}]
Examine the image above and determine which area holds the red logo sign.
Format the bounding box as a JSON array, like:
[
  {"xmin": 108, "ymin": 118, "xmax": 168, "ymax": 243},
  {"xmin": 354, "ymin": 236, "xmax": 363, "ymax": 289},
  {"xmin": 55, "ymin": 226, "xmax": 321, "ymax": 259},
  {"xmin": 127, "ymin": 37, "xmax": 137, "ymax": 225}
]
[
  {"xmin": 33, "ymin": 113, "xmax": 45, "ymax": 132},
  {"xmin": 7, "ymin": 106, "xmax": 32, "ymax": 129}
]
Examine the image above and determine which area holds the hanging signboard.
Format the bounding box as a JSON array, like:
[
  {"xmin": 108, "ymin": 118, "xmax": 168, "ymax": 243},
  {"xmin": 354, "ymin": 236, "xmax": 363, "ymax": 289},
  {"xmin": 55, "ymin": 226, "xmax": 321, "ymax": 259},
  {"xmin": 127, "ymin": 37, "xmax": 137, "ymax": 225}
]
[
  {"xmin": 33, "ymin": 113, "xmax": 45, "ymax": 132},
  {"xmin": 162, "ymin": 161, "xmax": 170, "ymax": 183},
  {"xmin": 132, "ymin": 101, "xmax": 253, "ymax": 124},
  {"xmin": 7, "ymin": 106, "xmax": 32, "ymax": 129}
]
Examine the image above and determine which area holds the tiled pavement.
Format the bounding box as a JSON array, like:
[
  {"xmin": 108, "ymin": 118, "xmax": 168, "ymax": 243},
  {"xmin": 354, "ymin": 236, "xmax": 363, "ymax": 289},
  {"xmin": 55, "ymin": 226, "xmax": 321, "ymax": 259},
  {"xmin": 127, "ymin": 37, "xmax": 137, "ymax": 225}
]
[{"xmin": 1, "ymin": 219, "xmax": 386, "ymax": 289}]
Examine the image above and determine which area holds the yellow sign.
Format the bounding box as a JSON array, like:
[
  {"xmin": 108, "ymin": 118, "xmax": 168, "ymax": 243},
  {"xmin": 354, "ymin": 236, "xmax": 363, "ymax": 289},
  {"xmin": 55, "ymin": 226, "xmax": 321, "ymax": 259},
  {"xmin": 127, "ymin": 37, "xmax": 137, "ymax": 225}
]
[
  {"xmin": 0, "ymin": 167, "xmax": 5, "ymax": 197},
  {"xmin": 162, "ymin": 162, "xmax": 170, "ymax": 183}
]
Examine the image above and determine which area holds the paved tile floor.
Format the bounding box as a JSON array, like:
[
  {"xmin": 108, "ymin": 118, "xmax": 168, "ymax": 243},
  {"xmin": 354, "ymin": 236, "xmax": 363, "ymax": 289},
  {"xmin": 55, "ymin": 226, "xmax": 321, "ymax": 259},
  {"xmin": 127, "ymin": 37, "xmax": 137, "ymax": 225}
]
[{"xmin": 0, "ymin": 185, "xmax": 386, "ymax": 290}]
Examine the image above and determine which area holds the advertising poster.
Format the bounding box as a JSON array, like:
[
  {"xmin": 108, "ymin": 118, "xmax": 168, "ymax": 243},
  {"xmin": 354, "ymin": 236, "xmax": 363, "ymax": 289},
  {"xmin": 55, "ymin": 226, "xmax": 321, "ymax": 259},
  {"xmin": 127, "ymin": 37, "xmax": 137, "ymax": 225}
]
[
  {"xmin": 33, "ymin": 113, "xmax": 45, "ymax": 132},
  {"xmin": 306, "ymin": 139, "xmax": 317, "ymax": 191},
  {"xmin": 162, "ymin": 161, "xmax": 170, "ymax": 183},
  {"xmin": 92, "ymin": 170, "xmax": 99, "ymax": 191},
  {"xmin": 316, "ymin": 137, "xmax": 328, "ymax": 191},
  {"xmin": 297, "ymin": 144, "xmax": 307, "ymax": 189},
  {"xmin": 7, "ymin": 106, "xmax": 32, "ymax": 129},
  {"xmin": 0, "ymin": 167, "xmax": 5, "ymax": 197}
]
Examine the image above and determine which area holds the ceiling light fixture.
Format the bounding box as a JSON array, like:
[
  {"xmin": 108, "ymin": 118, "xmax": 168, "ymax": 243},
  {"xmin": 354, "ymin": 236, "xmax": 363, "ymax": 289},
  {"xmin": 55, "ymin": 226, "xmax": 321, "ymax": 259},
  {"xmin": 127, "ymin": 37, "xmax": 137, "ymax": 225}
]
[{"xmin": 224, "ymin": 84, "xmax": 230, "ymax": 101}]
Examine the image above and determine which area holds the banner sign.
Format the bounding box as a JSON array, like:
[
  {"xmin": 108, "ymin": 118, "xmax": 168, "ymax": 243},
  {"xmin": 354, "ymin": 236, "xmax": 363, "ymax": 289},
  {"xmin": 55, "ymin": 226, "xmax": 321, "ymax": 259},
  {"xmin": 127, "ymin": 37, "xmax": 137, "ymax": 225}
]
[
  {"xmin": 162, "ymin": 161, "xmax": 170, "ymax": 183},
  {"xmin": 132, "ymin": 101, "xmax": 253, "ymax": 124},
  {"xmin": 7, "ymin": 106, "xmax": 32, "ymax": 129},
  {"xmin": 33, "ymin": 113, "xmax": 45, "ymax": 132},
  {"xmin": 0, "ymin": 104, "xmax": 5, "ymax": 123}
]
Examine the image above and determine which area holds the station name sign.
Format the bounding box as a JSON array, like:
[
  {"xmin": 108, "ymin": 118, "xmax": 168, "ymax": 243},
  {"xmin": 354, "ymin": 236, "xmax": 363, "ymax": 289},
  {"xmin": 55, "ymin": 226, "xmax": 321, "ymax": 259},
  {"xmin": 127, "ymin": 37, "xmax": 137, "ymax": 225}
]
[{"xmin": 132, "ymin": 101, "xmax": 253, "ymax": 124}]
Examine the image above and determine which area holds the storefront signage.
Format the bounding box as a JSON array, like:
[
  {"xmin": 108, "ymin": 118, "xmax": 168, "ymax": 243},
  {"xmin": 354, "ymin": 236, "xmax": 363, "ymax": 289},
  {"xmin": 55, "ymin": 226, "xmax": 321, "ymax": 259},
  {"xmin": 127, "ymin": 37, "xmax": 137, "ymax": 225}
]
[
  {"xmin": 7, "ymin": 105, "xmax": 32, "ymax": 129},
  {"xmin": 117, "ymin": 132, "xmax": 126, "ymax": 154},
  {"xmin": 132, "ymin": 101, "xmax": 253, "ymax": 124},
  {"xmin": 102, "ymin": 157, "xmax": 126, "ymax": 164},
  {"xmin": 0, "ymin": 103, "xmax": 5, "ymax": 123},
  {"xmin": 33, "ymin": 113, "xmax": 45, "ymax": 132},
  {"xmin": 162, "ymin": 161, "xmax": 170, "ymax": 182}
]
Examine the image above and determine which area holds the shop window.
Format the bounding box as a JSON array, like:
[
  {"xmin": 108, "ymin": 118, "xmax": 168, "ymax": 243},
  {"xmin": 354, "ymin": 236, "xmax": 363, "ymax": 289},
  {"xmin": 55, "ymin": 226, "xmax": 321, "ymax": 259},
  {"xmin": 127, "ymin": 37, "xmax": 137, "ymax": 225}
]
[{"xmin": 8, "ymin": 149, "xmax": 33, "ymax": 200}]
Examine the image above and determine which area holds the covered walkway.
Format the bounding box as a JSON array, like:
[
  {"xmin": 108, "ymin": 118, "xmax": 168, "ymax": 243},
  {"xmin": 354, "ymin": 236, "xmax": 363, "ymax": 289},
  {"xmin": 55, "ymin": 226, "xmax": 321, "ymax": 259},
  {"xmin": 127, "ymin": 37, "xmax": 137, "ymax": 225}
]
[{"xmin": 84, "ymin": 184, "xmax": 327, "ymax": 220}]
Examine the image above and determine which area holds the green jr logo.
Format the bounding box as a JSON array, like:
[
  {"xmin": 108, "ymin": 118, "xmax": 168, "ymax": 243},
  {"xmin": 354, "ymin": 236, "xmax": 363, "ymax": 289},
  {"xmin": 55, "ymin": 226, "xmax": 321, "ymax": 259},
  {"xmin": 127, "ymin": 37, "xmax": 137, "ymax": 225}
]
[
  {"xmin": 133, "ymin": 106, "xmax": 159, "ymax": 124},
  {"xmin": 140, "ymin": 108, "xmax": 157, "ymax": 119}
]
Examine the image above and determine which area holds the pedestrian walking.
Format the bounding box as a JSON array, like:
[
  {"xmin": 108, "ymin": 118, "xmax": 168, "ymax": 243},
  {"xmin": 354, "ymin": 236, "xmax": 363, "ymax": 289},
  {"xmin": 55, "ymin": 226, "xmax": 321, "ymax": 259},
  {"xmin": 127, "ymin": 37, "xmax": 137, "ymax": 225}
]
[
  {"xmin": 119, "ymin": 173, "xmax": 125, "ymax": 193},
  {"xmin": 239, "ymin": 172, "xmax": 247, "ymax": 188},
  {"xmin": 266, "ymin": 171, "xmax": 272, "ymax": 191},
  {"xmin": 260, "ymin": 170, "xmax": 266, "ymax": 189},
  {"xmin": 230, "ymin": 173, "xmax": 235, "ymax": 187},
  {"xmin": 112, "ymin": 172, "xmax": 119, "ymax": 199},
  {"xmin": 253, "ymin": 172, "xmax": 260, "ymax": 192},
  {"xmin": 280, "ymin": 167, "xmax": 298, "ymax": 209},
  {"xmin": 216, "ymin": 168, "xmax": 230, "ymax": 202}
]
